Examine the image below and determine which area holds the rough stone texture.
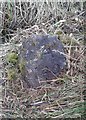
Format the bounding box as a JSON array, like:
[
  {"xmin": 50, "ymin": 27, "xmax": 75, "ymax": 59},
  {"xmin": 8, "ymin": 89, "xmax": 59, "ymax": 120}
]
[{"xmin": 20, "ymin": 34, "xmax": 67, "ymax": 88}]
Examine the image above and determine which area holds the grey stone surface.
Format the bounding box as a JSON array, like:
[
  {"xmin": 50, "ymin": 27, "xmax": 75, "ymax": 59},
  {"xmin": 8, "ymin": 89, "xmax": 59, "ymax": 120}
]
[{"xmin": 20, "ymin": 34, "xmax": 67, "ymax": 88}]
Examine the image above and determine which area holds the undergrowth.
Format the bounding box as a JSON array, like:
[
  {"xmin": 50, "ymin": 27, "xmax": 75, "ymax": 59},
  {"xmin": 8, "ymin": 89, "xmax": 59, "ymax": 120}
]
[{"xmin": 0, "ymin": 1, "xmax": 85, "ymax": 119}]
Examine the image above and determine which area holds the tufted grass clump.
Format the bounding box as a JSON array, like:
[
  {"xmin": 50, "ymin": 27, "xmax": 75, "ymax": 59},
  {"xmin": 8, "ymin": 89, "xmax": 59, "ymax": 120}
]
[
  {"xmin": 6, "ymin": 51, "xmax": 19, "ymax": 80},
  {"xmin": 7, "ymin": 52, "xmax": 18, "ymax": 65},
  {"xmin": 7, "ymin": 69, "xmax": 17, "ymax": 80},
  {"xmin": 19, "ymin": 60, "xmax": 26, "ymax": 74},
  {"xmin": 6, "ymin": 51, "xmax": 26, "ymax": 81}
]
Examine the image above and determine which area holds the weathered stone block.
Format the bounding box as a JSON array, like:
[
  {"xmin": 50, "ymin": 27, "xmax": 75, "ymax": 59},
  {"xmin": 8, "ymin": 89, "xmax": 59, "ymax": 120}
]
[{"xmin": 20, "ymin": 34, "xmax": 67, "ymax": 88}]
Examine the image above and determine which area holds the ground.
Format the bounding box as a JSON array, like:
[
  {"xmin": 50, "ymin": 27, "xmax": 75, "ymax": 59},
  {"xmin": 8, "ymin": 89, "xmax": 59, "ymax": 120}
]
[{"xmin": 0, "ymin": 1, "xmax": 85, "ymax": 119}]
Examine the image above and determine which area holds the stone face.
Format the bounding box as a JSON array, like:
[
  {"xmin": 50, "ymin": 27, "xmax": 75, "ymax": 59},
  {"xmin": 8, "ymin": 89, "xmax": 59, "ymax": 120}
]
[{"xmin": 20, "ymin": 34, "xmax": 67, "ymax": 88}]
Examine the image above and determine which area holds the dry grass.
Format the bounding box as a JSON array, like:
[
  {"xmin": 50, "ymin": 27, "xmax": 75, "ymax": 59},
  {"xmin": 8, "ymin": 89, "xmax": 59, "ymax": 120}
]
[{"xmin": 0, "ymin": 1, "xmax": 85, "ymax": 119}]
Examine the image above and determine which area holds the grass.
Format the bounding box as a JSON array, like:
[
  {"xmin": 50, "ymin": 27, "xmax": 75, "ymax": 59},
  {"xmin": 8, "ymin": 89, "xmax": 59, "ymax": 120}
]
[{"xmin": 0, "ymin": 1, "xmax": 85, "ymax": 119}]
